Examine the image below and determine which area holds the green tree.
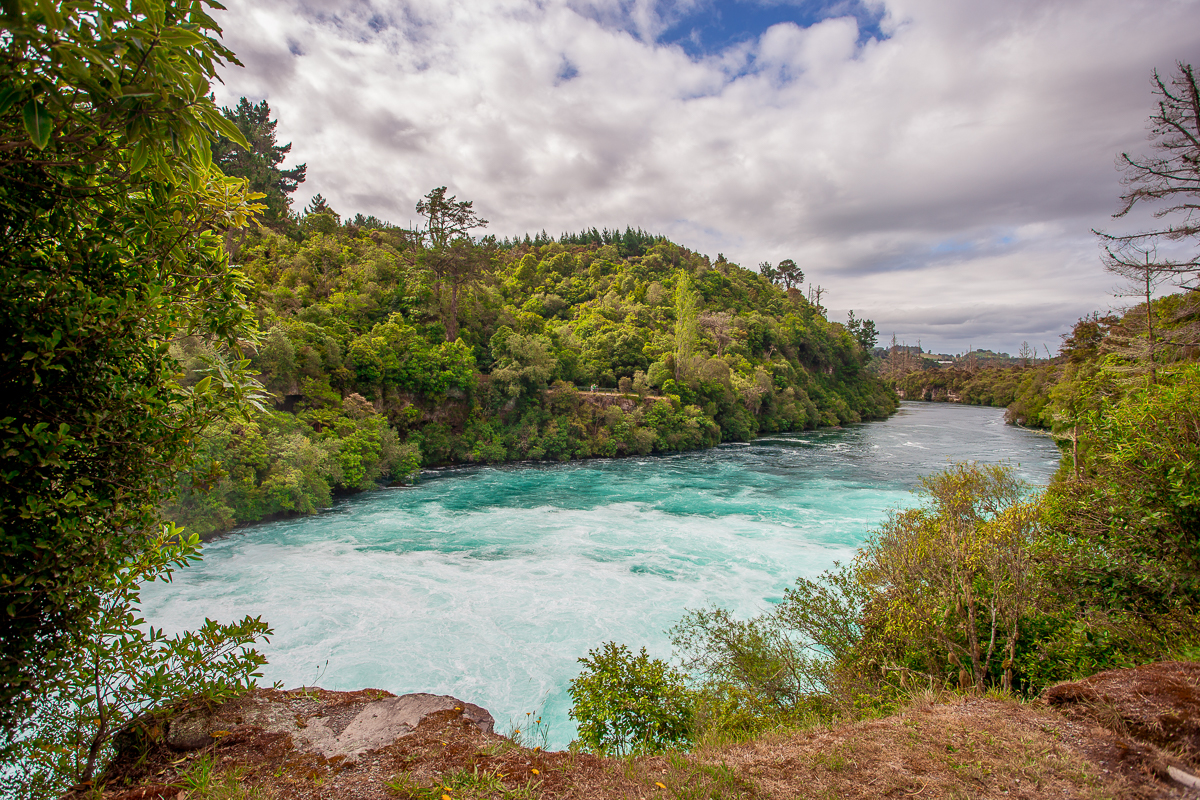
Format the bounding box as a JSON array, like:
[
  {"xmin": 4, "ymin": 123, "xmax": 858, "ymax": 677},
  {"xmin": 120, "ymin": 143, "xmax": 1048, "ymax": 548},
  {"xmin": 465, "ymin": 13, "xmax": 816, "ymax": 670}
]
[
  {"xmin": 568, "ymin": 642, "xmax": 693, "ymax": 755},
  {"xmin": 846, "ymin": 310, "xmax": 878, "ymax": 351},
  {"xmin": 777, "ymin": 258, "xmax": 804, "ymax": 290},
  {"xmin": 1046, "ymin": 366, "xmax": 1200, "ymax": 616},
  {"xmin": 856, "ymin": 463, "xmax": 1038, "ymax": 692},
  {"xmin": 674, "ymin": 272, "xmax": 699, "ymax": 381},
  {"xmin": 489, "ymin": 327, "xmax": 557, "ymax": 400},
  {"xmin": 759, "ymin": 259, "xmax": 803, "ymax": 290},
  {"xmin": 1, "ymin": 528, "xmax": 270, "ymax": 797},
  {"xmin": 416, "ymin": 187, "xmax": 490, "ymax": 341},
  {"xmin": 0, "ymin": 0, "xmax": 263, "ymax": 730},
  {"xmin": 211, "ymin": 97, "xmax": 306, "ymax": 228},
  {"xmin": 758, "ymin": 261, "xmax": 780, "ymax": 285}
]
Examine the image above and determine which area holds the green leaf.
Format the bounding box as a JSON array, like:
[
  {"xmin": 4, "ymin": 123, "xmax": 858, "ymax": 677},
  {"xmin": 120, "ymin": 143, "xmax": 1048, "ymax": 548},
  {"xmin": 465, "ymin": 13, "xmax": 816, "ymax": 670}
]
[
  {"xmin": 22, "ymin": 100, "xmax": 53, "ymax": 150},
  {"xmin": 130, "ymin": 139, "xmax": 150, "ymax": 173},
  {"xmin": 0, "ymin": 86, "xmax": 20, "ymax": 115},
  {"xmin": 194, "ymin": 131, "xmax": 212, "ymax": 169},
  {"xmin": 148, "ymin": 0, "xmax": 165, "ymax": 27},
  {"xmin": 202, "ymin": 107, "xmax": 249, "ymax": 147},
  {"xmin": 36, "ymin": 0, "xmax": 64, "ymax": 30},
  {"xmin": 159, "ymin": 28, "xmax": 206, "ymax": 47}
]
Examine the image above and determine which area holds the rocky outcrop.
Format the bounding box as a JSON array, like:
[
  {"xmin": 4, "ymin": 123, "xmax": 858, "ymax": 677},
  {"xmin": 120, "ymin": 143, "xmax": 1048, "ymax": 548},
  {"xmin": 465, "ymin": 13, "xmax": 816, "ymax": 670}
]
[
  {"xmin": 577, "ymin": 391, "xmax": 667, "ymax": 413},
  {"xmin": 93, "ymin": 665, "xmax": 1200, "ymax": 800},
  {"xmin": 165, "ymin": 688, "xmax": 493, "ymax": 761},
  {"xmin": 1045, "ymin": 660, "xmax": 1200, "ymax": 795}
]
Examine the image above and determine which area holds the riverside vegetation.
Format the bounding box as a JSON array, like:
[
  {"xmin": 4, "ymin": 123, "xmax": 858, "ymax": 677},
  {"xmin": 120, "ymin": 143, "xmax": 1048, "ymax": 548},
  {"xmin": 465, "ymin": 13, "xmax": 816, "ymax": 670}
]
[
  {"xmin": 164, "ymin": 190, "xmax": 895, "ymax": 537},
  {"xmin": 566, "ymin": 62, "xmax": 1200, "ymax": 757},
  {"xmin": 0, "ymin": 1, "xmax": 1197, "ymax": 795}
]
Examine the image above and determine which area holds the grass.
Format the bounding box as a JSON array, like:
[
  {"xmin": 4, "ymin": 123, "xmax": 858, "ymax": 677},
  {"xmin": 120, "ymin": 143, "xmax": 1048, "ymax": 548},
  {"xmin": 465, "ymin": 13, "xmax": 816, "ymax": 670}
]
[
  {"xmin": 177, "ymin": 754, "xmax": 265, "ymax": 800},
  {"xmin": 704, "ymin": 695, "xmax": 1120, "ymax": 800},
  {"xmin": 385, "ymin": 765, "xmax": 543, "ymax": 800},
  {"xmin": 657, "ymin": 753, "xmax": 756, "ymax": 800},
  {"xmin": 504, "ymin": 711, "xmax": 551, "ymax": 752}
]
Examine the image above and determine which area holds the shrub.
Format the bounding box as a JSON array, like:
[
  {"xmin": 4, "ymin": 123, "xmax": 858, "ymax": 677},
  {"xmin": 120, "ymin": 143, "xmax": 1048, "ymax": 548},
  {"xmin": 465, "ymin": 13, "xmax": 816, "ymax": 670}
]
[
  {"xmin": 568, "ymin": 642, "xmax": 694, "ymax": 755},
  {"xmin": 0, "ymin": 529, "xmax": 270, "ymax": 798}
]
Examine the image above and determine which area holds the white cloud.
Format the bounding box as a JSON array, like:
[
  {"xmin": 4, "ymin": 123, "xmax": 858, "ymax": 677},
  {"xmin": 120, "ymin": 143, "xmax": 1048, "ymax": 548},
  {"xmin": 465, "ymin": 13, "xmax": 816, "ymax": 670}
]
[{"xmin": 209, "ymin": 0, "xmax": 1200, "ymax": 354}]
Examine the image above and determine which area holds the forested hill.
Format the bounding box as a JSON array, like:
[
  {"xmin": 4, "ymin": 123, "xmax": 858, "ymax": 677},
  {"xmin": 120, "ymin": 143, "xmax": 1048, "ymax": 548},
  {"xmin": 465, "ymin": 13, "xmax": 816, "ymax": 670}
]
[{"xmin": 167, "ymin": 198, "xmax": 895, "ymax": 536}]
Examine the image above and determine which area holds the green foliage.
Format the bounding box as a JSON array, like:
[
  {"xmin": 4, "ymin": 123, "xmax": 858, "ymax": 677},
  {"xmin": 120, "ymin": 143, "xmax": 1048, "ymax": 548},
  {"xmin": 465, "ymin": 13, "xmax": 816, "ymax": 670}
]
[
  {"xmin": 669, "ymin": 592, "xmax": 849, "ymax": 741},
  {"xmin": 853, "ymin": 464, "xmax": 1042, "ymax": 693},
  {"xmin": 489, "ymin": 327, "xmax": 558, "ymax": 400},
  {"xmin": 0, "ymin": 528, "xmax": 270, "ymax": 798},
  {"xmin": 845, "ymin": 311, "xmax": 877, "ymax": 351},
  {"xmin": 887, "ymin": 292, "xmax": 1199, "ymax": 438},
  {"xmin": 675, "ymin": 451, "xmax": 1198, "ymax": 730},
  {"xmin": 387, "ymin": 765, "xmax": 541, "ymax": 800},
  {"xmin": 1043, "ymin": 365, "xmax": 1200, "ymax": 614},
  {"xmin": 674, "ymin": 271, "xmax": 700, "ymax": 381},
  {"xmin": 212, "ymin": 98, "xmax": 307, "ymax": 229},
  {"xmin": 0, "ymin": 0, "xmax": 264, "ymax": 726},
  {"xmin": 166, "ymin": 186, "xmax": 896, "ymax": 534},
  {"xmin": 568, "ymin": 642, "xmax": 694, "ymax": 756},
  {"xmin": 165, "ymin": 395, "xmax": 417, "ymax": 538}
]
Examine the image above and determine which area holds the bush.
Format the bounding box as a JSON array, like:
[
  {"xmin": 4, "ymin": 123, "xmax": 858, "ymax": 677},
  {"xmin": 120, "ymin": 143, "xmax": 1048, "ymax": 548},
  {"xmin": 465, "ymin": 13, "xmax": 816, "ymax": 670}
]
[
  {"xmin": 672, "ymin": 463, "xmax": 1052, "ymax": 719},
  {"xmin": 568, "ymin": 642, "xmax": 694, "ymax": 755},
  {"xmin": 0, "ymin": 529, "xmax": 270, "ymax": 798}
]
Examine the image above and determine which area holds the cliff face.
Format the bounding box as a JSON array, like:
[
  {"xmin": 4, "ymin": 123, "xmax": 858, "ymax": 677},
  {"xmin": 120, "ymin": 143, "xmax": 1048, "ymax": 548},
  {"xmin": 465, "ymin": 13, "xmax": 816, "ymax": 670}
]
[{"xmin": 85, "ymin": 661, "xmax": 1200, "ymax": 800}]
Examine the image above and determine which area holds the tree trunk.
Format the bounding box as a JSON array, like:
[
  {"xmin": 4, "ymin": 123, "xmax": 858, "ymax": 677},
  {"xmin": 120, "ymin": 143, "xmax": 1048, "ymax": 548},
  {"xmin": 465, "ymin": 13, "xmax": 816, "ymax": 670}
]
[
  {"xmin": 445, "ymin": 282, "xmax": 460, "ymax": 342},
  {"xmin": 1001, "ymin": 627, "xmax": 1019, "ymax": 693},
  {"xmin": 1145, "ymin": 270, "xmax": 1157, "ymax": 387},
  {"xmin": 1072, "ymin": 424, "xmax": 1080, "ymax": 478},
  {"xmin": 82, "ymin": 651, "xmax": 107, "ymax": 783},
  {"xmin": 966, "ymin": 596, "xmax": 983, "ymax": 690}
]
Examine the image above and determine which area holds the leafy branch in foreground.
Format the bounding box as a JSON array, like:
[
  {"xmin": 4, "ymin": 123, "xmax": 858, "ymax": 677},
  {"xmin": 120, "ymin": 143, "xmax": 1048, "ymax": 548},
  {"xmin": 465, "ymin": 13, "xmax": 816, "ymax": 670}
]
[
  {"xmin": 0, "ymin": 527, "xmax": 270, "ymax": 799},
  {"xmin": 1, "ymin": 0, "xmax": 265, "ymax": 726}
]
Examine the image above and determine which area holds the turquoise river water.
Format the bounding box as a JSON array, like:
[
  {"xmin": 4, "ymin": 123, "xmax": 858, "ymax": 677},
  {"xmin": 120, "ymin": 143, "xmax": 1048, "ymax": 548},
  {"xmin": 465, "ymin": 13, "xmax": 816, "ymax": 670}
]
[{"xmin": 142, "ymin": 402, "xmax": 1060, "ymax": 749}]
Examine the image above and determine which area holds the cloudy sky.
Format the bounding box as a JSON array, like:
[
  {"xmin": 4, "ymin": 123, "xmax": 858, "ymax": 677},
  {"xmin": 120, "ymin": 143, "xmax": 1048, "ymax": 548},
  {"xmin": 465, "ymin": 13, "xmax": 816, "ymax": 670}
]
[{"xmin": 209, "ymin": 0, "xmax": 1200, "ymax": 355}]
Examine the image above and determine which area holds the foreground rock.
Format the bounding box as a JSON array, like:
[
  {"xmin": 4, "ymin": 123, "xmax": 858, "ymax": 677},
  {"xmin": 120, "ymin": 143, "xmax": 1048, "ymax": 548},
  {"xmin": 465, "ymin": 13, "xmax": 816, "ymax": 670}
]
[
  {"xmin": 165, "ymin": 688, "xmax": 493, "ymax": 760},
  {"xmin": 94, "ymin": 687, "xmax": 561, "ymax": 800}
]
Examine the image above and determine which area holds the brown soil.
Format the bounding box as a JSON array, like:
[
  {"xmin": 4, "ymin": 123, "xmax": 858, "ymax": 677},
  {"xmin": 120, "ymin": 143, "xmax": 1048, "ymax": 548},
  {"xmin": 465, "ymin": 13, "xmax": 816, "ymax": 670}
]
[
  {"xmin": 76, "ymin": 662, "xmax": 1200, "ymax": 800},
  {"xmin": 1044, "ymin": 660, "xmax": 1200, "ymax": 797}
]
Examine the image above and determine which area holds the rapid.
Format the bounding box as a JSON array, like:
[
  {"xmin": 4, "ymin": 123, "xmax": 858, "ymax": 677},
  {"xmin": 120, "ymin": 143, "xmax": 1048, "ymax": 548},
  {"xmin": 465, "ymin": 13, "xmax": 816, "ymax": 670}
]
[{"xmin": 142, "ymin": 401, "xmax": 1060, "ymax": 748}]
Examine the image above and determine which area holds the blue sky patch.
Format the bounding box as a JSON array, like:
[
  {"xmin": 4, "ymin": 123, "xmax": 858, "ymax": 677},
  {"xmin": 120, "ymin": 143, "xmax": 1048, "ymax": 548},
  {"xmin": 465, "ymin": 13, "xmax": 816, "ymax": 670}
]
[
  {"xmin": 930, "ymin": 238, "xmax": 976, "ymax": 254},
  {"xmin": 657, "ymin": 0, "xmax": 886, "ymax": 57},
  {"xmin": 556, "ymin": 58, "xmax": 580, "ymax": 83}
]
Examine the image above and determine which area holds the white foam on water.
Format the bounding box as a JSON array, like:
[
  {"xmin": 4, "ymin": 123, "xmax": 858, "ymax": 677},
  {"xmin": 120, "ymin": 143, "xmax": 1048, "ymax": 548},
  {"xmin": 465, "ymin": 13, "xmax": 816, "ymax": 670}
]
[{"xmin": 142, "ymin": 402, "xmax": 1060, "ymax": 749}]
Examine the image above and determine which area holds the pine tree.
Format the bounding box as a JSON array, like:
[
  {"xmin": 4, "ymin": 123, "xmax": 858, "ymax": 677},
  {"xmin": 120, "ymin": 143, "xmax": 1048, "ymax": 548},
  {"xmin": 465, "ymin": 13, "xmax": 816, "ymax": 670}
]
[{"xmin": 211, "ymin": 98, "xmax": 307, "ymax": 229}]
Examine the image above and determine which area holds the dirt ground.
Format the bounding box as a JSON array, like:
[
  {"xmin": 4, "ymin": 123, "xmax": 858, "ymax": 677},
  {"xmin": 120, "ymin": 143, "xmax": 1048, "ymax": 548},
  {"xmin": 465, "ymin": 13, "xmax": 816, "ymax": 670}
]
[{"xmin": 74, "ymin": 661, "xmax": 1200, "ymax": 800}]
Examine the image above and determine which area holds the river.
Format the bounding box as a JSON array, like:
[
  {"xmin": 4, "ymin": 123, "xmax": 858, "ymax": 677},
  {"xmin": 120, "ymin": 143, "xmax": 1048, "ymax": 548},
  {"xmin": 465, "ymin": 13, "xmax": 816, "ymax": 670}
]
[{"xmin": 142, "ymin": 401, "xmax": 1060, "ymax": 748}]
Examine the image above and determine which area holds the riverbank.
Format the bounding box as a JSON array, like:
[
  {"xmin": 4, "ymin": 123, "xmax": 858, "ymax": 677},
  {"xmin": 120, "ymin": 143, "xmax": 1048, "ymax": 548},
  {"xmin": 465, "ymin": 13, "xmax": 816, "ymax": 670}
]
[
  {"xmin": 191, "ymin": 389, "xmax": 902, "ymax": 543},
  {"xmin": 80, "ymin": 660, "xmax": 1200, "ymax": 800},
  {"xmin": 143, "ymin": 403, "xmax": 1062, "ymax": 752}
]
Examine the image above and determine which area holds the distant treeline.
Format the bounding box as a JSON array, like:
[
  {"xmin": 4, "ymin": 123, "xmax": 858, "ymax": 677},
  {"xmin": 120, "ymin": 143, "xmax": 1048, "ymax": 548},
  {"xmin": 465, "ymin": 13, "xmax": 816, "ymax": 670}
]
[
  {"xmin": 882, "ymin": 292, "xmax": 1199, "ymax": 435},
  {"xmin": 167, "ymin": 123, "xmax": 895, "ymax": 535}
]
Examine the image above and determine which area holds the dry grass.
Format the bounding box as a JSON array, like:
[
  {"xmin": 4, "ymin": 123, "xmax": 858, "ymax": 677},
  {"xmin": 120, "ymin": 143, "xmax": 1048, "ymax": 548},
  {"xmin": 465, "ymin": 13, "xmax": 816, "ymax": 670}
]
[
  {"xmin": 694, "ymin": 695, "xmax": 1120, "ymax": 800},
  {"xmin": 87, "ymin": 662, "xmax": 1200, "ymax": 800},
  {"xmin": 84, "ymin": 694, "xmax": 1137, "ymax": 800}
]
